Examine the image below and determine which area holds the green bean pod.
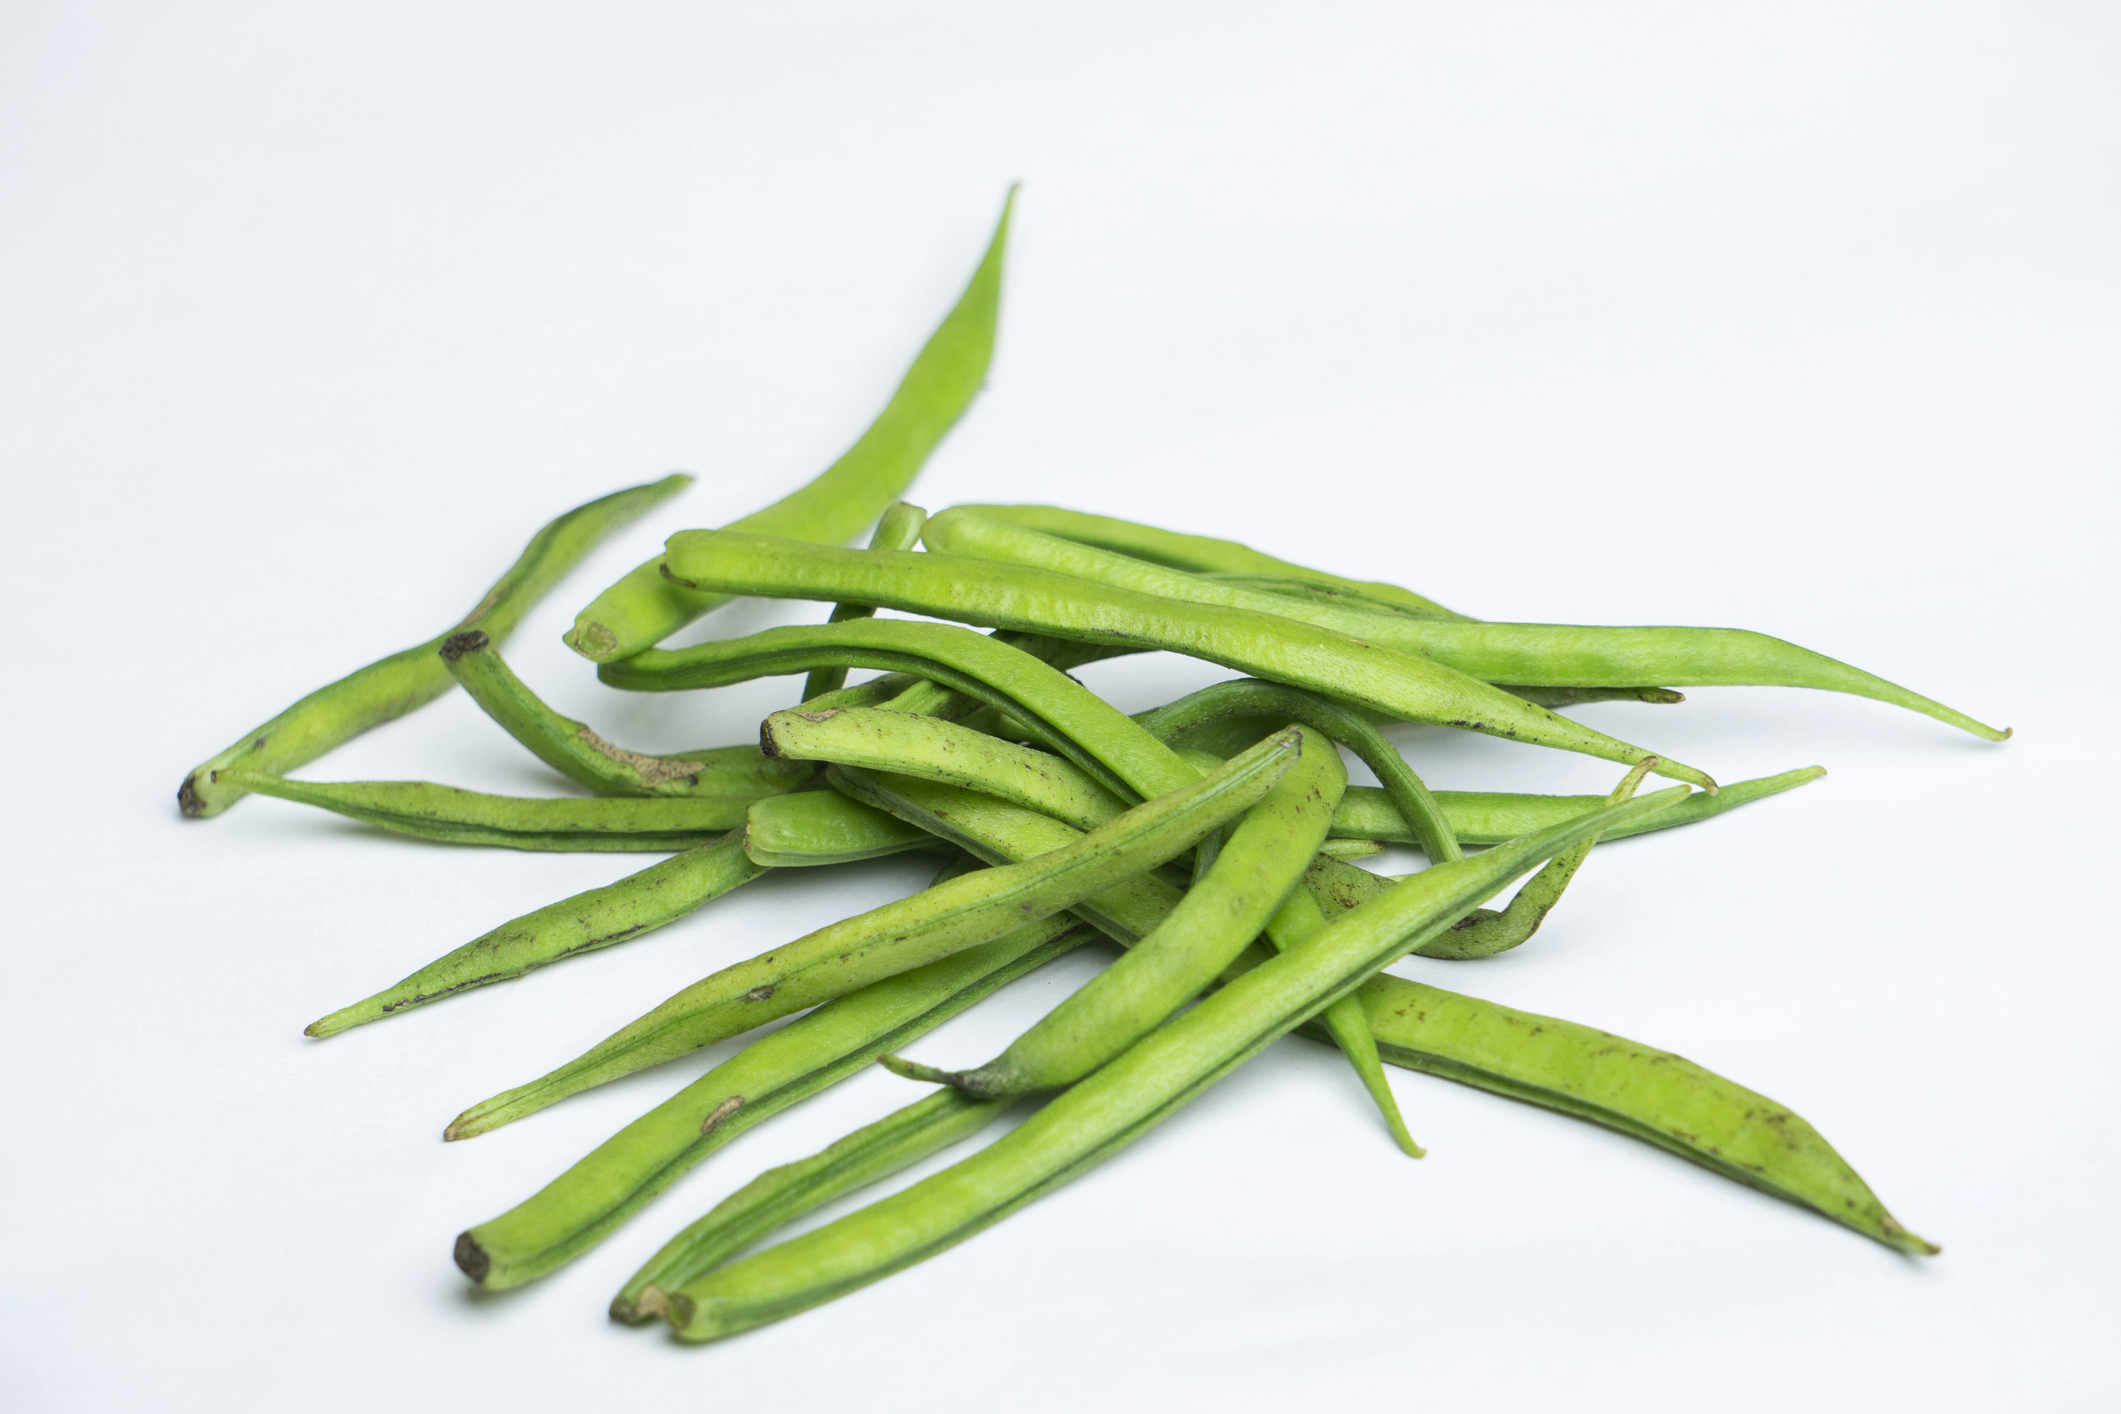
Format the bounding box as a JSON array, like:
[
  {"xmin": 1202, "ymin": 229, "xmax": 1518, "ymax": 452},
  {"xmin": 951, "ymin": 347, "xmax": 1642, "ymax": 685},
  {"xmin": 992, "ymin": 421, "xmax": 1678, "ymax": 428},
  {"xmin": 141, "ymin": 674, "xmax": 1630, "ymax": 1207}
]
[
  {"xmin": 945, "ymin": 503, "xmax": 1466, "ymax": 619},
  {"xmin": 213, "ymin": 770, "xmax": 751, "ymax": 851},
  {"xmin": 658, "ymin": 790, "xmax": 1691, "ymax": 1339},
  {"xmin": 178, "ymin": 473, "xmax": 693, "ymax": 818},
  {"xmin": 1139, "ymin": 677, "xmax": 1464, "ymax": 864},
  {"xmin": 925, "ymin": 507, "xmax": 2007, "ymax": 741},
  {"xmin": 308, "ymin": 832, "xmax": 766, "ymax": 1037},
  {"xmin": 801, "ymin": 501, "xmax": 931, "ymax": 701},
  {"xmin": 744, "ymin": 790, "xmax": 937, "ymax": 867},
  {"xmin": 439, "ymin": 630, "xmax": 809, "ymax": 796},
  {"xmin": 443, "ymin": 730, "xmax": 1301, "ymax": 1139},
  {"xmin": 658, "ymin": 530, "xmax": 1716, "ymax": 789},
  {"xmin": 893, "ymin": 725, "xmax": 1345, "ymax": 1099},
  {"xmin": 456, "ymin": 912, "xmax": 1095, "ymax": 1289},
  {"xmin": 617, "ymin": 1088, "xmax": 1007, "ymax": 1323},
  {"xmin": 564, "ymin": 192, "xmax": 1015, "ymax": 662},
  {"xmin": 833, "ymin": 768, "xmax": 1931, "ymax": 1251}
]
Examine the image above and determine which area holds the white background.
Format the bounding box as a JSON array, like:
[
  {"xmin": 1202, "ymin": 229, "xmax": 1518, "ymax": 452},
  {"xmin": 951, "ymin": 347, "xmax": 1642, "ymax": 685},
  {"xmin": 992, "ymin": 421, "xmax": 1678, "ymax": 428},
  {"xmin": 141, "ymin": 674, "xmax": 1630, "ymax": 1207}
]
[{"xmin": 3, "ymin": 3, "xmax": 2115, "ymax": 1410}]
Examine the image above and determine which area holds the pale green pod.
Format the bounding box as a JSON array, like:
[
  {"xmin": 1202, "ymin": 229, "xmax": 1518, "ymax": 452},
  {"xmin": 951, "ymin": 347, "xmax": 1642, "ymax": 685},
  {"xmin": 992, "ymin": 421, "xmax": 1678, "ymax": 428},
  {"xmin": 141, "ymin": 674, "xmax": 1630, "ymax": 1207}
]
[
  {"xmin": 743, "ymin": 790, "xmax": 936, "ymax": 867},
  {"xmin": 179, "ymin": 473, "xmax": 692, "ymax": 817},
  {"xmin": 564, "ymin": 192, "xmax": 1016, "ymax": 662},
  {"xmin": 801, "ymin": 501, "xmax": 931, "ymax": 702}
]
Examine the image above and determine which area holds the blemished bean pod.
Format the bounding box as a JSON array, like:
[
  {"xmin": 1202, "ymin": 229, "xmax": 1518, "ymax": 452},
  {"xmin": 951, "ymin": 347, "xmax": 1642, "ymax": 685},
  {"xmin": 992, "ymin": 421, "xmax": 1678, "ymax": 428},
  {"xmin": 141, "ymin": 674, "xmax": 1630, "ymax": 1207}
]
[
  {"xmin": 832, "ymin": 763, "xmax": 1415, "ymax": 1154},
  {"xmin": 307, "ymin": 831, "xmax": 767, "ymax": 1036},
  {"xmin": 827, "ymin": 766, "xmax": 1931, "ymax": 1252},
  {"xmin": 564, "ymin": 193, "xmax": 1014, "ymax": 662},
  {"xmin": 616, "ymin": 1088, "xmax": 1007, "ymax": 1323},
  {"xmin": 213, "ymin": 770, "xmax": 754, "ymax": 851},
  {"xmin": 801, "ymin": 502, "xmax": 930, "ymax": 702},
  {"xmin": 657, "ymin": 789, "xmax": 1691, "ymax": 1339},
  {"xmin": 887, "ymin": 724, "xmax": 1345, "ymax": 1099},
  {"xmin": 443, "ymin": 730, "xmax": 1301, "ymax": 1139},
  {"xmin": 943, "ymin": 502, "xmax": 1466, "ymax": 620},
  {"xmin": 924, "ymin": 507, "xmax": 2008, "ymax": 741},
  {"xmin": 439, "ymin": 630, "xmax": 813, "ymax": 797},
  {"xmin": 456, "ymin": 909, "xmax": 1096, "ymax": 1289},
  {"xmin": 1138, "ymin": 677, "xmax": 1464, "ymax": 865},
  {"xmin": 657, "ymin": 530, "xmax": 1717, "ymax": 790},
  {"xmin": 178, "ymin": 473, "xmax": 692, "ymax": 818}
]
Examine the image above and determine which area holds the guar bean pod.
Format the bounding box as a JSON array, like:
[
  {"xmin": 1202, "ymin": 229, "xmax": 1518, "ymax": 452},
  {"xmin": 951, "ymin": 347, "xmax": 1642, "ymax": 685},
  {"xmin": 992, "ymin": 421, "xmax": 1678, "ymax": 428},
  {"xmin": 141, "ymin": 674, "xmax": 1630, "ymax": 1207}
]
[
  {"xmin": 564, "ymin": 193, "xmax": 1015, "ymax": 662},
  {"xmin": 657, "ymin": 530, "xmax": 1716, "ymax": 789},
  {"xmin": 924, "ymin": 507, "xmax": 2007, "ymax": 741},
  {"xmin": 179, "ymin": 473, "xmax": 692, "ymax": 818},
  {"xmin": 456, "ymin": 908, "xmax": 1096, "ymax": 1290},
  {"xmin": 656, "ymin": 789, "xmax": 1692, "ymax": 1339},
  {"xmin": 444, "ymin": 731, "xmax": 1301, "ymax": 1139},
  {"xmin": 801, "ymin": 501, "xmax": 930, "ymax": 702}
]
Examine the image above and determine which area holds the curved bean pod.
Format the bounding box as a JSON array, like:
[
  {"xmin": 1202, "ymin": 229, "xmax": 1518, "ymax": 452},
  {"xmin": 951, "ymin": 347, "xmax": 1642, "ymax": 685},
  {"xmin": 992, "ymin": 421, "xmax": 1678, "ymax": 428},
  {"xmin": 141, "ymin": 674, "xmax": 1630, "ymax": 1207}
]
[
  {"xmin": 658, "ymin": 530, "xmax": 1716, "ymax": 789},
  {"xmin": 214, "ymin": 770, "xmax": 752, "ymax": 851},
  {"xmin": 744, "ymin": 790, "xmax": 936, "ymax": 867},
  {"xmin": 440, "ymin": 630, "xmax": 810, "ymax": 796},
  {"xmin": 443, "ymin": 731, "xmax": 1300, "ymax": 1139},
  {"xmin": 944, "ymin": 502, "xmax": 1465, "ymax": 619},
  {"xmin": 307, "ymin": 832, "xmax": 766, "ymax": 1037},
  {"xmin": 892, "ymin": 725, "xmax": 1344, "ymax": 1099},
  {"xmin": 178, "ymin": 473, "xmax": 692, "ymax": 818},
  {"xmin": 617, "ymin": 1088, "xmax": 1007, "ymax": 1323},
  {"xmin": 659, "ymin": 790, "xmax": 1690, "ymax": 1339},
  {"xmin": 926, "ymin": 507, "xmax": 2006, "ymax": 741},
  {"xmin": 564, "ymin": 192, "xmax": 1015, "ymax": 662},
  {"xmin": 455, "ymin": 910, "xmax": 1094, "ymax": 1290},
  {"xmin": 801, "ymin": 501, "xmax": 930, "ymax": 702}
]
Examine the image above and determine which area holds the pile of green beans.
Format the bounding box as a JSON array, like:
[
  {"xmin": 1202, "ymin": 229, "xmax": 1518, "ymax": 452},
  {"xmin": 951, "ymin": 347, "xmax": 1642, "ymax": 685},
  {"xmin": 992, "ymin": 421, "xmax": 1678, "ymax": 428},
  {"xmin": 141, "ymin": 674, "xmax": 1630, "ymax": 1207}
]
[{"xmin": 175, "ymin": 189, "xmax": 1997, "ymax": 1350}]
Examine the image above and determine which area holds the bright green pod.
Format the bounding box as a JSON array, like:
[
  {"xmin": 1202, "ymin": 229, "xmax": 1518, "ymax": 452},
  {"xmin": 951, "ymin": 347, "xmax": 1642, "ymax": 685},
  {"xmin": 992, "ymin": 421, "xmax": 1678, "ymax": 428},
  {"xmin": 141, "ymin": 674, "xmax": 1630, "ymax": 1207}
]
[
  {"xmin": 439, "ymin": 630, "xmax": 811, "ymax": 796},
  {"xmin": 743, "ymin": 790, "xmax": 936, "ymax": 867},
  {"xmin": 944, "ymin": 503, "xmax": 1466, "ymax": 619},
  {"xmin": 178, "ymin": 473, "xmax": 693, "ymax": 818},
  {"xmin": 1139, "ymin": 677, "xmax": 1464, "ymax": 864},
  {"xmin": 926, "ymin": 507, "xmax": 2008, "ymax": 742},
  {"xmin": 443, "ymin": 730, "xmax": 1302, "ymax": 1139},
  {"xmin": 659, "ymin": 790, "xmax": 1693, "ymax": 1340},
  {"xmin": 307, "ymin": 832, "xmax": 766, "ymax": 1037},
  {"xmin": 564, "ymin": 193, "xmax": 1015, "ymax": 662},
  {"xmin": 763, "ymin": 707, "xmax": 1126, "ymax": 829},
  {"xmin": 600, "ymin": 617, "xmax": 1231, "ymax": 804},
  {"xmin": 891, "ymin": 725, "xmax": 1345, "ymax": 1099},
  {"xmin": 616, "ymin": 1088, "xmax": 1007, "ymax": 1323},
  {"xmin": 834, "ymin": 770, "xmax": 1933, "ymax": 1254},
  {"xmin": 215, "ymin": 770, "xmax": 753, "ymax": 851},
  {"xmin": 801, "ymin": 501, "xmax": 930, "ymax": 702},
  {"xmin": 454, "ymin": 912, "xmax": 1093, "ymax": 1290},
  {"xmin": 657, "ymin": 530, "xmax": 1716, "ymax": 790}
]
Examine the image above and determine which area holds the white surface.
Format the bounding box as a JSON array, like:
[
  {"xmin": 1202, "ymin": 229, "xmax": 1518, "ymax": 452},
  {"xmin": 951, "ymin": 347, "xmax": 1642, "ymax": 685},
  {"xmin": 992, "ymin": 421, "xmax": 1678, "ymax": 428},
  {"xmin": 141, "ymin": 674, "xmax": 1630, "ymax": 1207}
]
[{"xmin": 3, "ymin": 3, "xmax": 2116, "ymax": 1410}]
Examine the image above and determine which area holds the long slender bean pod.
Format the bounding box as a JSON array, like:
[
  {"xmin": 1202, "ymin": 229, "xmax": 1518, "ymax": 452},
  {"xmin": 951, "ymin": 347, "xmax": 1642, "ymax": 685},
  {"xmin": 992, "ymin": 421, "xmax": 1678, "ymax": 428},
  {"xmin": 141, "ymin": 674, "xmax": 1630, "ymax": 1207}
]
[
  {"xmin": 830, "ymin": 768, "xmax": 1930, "ymax": 1252},
  {"xmin": 658, "ymin": 530, "xmax": 1716, "ymax": 789},
  {"xmin": 178, "ymin": 473, "xmax": 692, "ymax": 818},
  {"xmin": 440, "ymin": 630, "xmax": 811, "ymax": 796},
  {"xmin": 308, "ymin": 832, "xmax": 767, "ymax": 1037},
  {"xmin": 834, "ymin": 766, "xmax": 1414, "ymax": 1152},
  {"xmin": 658, "ymin": 790, "xmax": 1690, "ymax": 1339},
  {"xmin": 564, "ymin": 193, "xmax": 1014, "ymax": 662},
  {"xmin": 801, "ymin": 502, "xmax": 930, "ymax": 701},
  {"xmin": 891, "ymin": 725, "xmax": 1344, "ymax": 1098},
  {"xmin": 617, "ymin": 1088, "xmax": 1007, "ymax": 1322},
  {"xmin": 444, "ymin": 731, "xmax": 1301, "ymax": 1138},
  {"xmin": 926, "ymin": 507, "xmax": 2007, "ymax": 741},
  {"xmin": 456, "ymin": 912, "xmax": 1095, "ymax": 1289},
  {"xmin": 944, "ymin": 502, "xmax": 1465, "ymax": 619},
  {"xmin": 213, "ymin": 770, "xmax": 752, "ymax": 851},
  {"xmin": 1139, "ymin": 677, "xmax": 1463, "ymax": 864}
]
